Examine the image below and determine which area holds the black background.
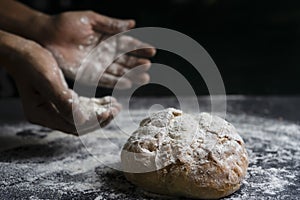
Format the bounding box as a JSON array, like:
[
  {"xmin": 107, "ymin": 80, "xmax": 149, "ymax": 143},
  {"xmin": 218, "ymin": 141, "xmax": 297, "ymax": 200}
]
[{"xmin": 20, "ymin": 0, "xmax": 300, "ymax": 96}]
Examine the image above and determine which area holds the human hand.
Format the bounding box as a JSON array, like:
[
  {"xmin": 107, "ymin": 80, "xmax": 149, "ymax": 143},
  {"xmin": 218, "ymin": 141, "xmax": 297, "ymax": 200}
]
[
  {"xmin": 1, "ymin": 33, "xmax": 121, "ymax": 134},
  {"xmin": 39, "ymin": 11, "xmax": 156, "ymax": 89}
]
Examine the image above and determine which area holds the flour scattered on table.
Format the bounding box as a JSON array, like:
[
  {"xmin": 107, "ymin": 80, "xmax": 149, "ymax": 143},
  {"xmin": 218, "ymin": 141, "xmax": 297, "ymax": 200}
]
[{"xmin": 0, "ymin": 112, "xmax": 299, "ymax": 199}]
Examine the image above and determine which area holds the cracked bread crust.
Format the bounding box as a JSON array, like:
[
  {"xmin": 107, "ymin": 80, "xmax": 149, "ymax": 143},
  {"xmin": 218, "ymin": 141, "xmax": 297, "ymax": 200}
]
[{"xmin": 121, "ymin": 108, "xmax": 248, "ymax": 199}]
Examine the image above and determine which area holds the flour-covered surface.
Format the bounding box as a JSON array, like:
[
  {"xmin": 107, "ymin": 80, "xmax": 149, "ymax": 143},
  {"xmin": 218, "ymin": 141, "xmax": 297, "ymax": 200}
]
[{"xmin": 0, "ymin": 97, "xmax": 299, "ymax": 199}]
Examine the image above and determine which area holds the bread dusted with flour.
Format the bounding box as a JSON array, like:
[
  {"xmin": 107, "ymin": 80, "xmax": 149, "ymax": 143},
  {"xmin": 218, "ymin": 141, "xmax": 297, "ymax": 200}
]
[{"xmin": 121, "ymin": 108, "xmax": 248, "ymax": 199}]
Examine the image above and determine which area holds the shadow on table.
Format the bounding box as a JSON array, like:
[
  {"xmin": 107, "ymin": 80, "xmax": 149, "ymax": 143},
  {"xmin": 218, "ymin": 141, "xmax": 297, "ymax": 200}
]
[{"xmin": 0, "ymin": 128, "xmax": 79, "ymax": 163}]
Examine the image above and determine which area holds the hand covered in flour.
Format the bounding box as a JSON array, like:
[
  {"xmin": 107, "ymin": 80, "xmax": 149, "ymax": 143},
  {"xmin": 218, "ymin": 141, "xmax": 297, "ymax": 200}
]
[
  {"xmin": 39, "ymin": 11, "xmax": 156, "ymax": 89},
  {"xmin": 0, "ymin": 30, "xmax": 121, "ymax": 135}
]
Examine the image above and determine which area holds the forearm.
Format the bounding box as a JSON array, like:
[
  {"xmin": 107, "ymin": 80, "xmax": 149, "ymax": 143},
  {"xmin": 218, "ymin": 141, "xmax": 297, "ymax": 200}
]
[
  {"xmin": 0, "ymin": 29, "xmax": 34, "ymax": 75},
  {"xmin": 0, "ymin": 0, "xmax": 50, "ymax": 43}
]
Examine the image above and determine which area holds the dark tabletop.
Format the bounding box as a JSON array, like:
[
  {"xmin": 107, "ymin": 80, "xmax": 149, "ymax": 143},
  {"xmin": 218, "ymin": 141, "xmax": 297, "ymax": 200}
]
[{"xmin": 0, "ymin": 96, "xmax": 299, "ymax": 200}]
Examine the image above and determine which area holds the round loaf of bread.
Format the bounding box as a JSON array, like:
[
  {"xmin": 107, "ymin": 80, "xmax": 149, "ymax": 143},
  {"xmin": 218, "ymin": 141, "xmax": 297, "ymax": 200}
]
[{"xmin": 121, "ymin": 108, "xmax": 248, "ymax": 199}]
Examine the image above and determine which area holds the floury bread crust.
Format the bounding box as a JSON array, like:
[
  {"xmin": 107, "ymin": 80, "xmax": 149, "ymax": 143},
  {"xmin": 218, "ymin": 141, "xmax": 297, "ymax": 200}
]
[{"xmin": 121, "ymin": 108, "xmax": 248, "ymax": 199}]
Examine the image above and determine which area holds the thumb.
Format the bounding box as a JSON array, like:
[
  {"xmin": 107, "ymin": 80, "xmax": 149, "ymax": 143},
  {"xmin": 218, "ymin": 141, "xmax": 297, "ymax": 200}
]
[
  {"xmin": 93, "ymin": 13, "xmax": 135, "ymax": 34},
  {"xmin": 38, "ymin": 69, "xmax": 86, "ymax": 126}
]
